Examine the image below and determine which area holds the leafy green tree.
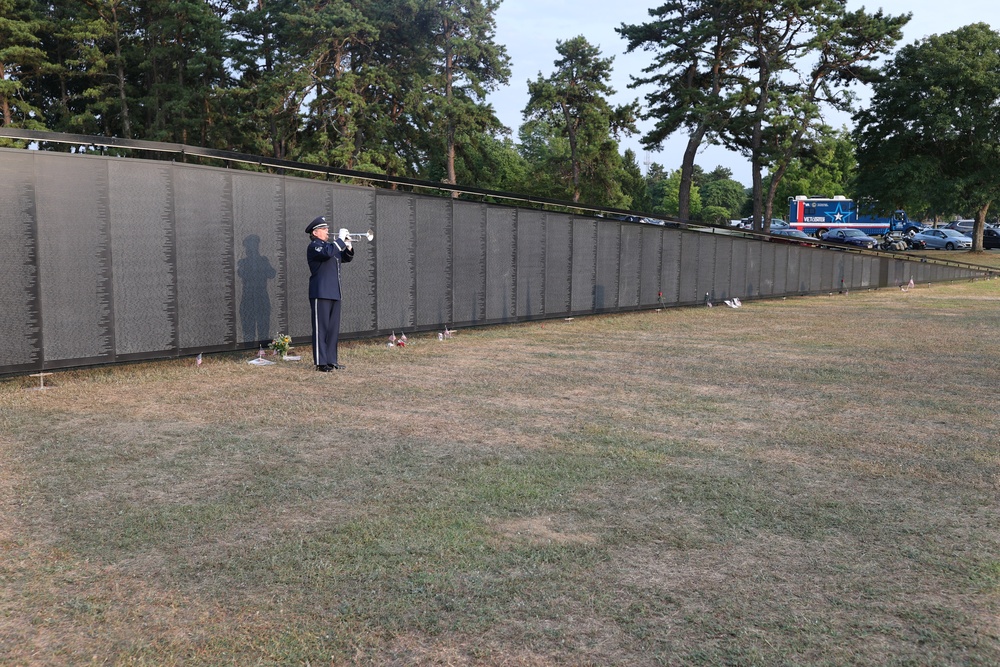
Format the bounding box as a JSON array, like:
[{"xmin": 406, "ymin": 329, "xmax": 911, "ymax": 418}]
[
  {"xmin": 703, "ymin": 165, "xmax": 732, "ymax": 183},
  {"xmin": 644, "ymin": 161, "xmax": 672, "ymax": 216},
  {"xmin": 619, "ymin": 0, "xmax": 747, "ymax": 221},
  {"xmin": 700, "ymin": 176, "xmax": 746, "ymax": 220},
  {"xmin": 729, "ymin": 1, "xmax": 907, "ymax": 231},
  {"xmin": 476, "ymin": 134, "xmax": 529, "ymax": 194},
  {"xmin": 659, "ymin": 167, "xmax": 701, "ymax": 219},
  {"xmin": 622, "ymin": 0, "xmax": 907, "ymax": 232},
  {"xmin": 688, "ymin": 163, "xmax": 708, "ymax": 190},
  {"xmin": 523, "ymin": 35, "xmax": 638, "ymax": 204},
  {"xmin": 854, "ymin": 23, "xmax": 1000, "ymax": 251},
  {"xmin": 517, "ymin": 118, "xmax": 573, "ymax": 201},
  {"xmin": 700, "ymin": 205, "xmax": 731, "ymax": 225},
  {"xmin": 292, "ymin": 0, "xmax": 394, "ymax": 171},
  {"xmin": 620, "ymin": 148, "xmax": 651, "ymax": 212},
  {"xmin": 32, "ymin": 0, "xmax": 145, "ymax": 139},
  {"xmin": 429, "ymin": 131, "xmax": 528, "ymax": 194},
  {"xmin": 96, "ymin": 0, "xmax": 137, "ymax": 138},
  {"xmin": 769, "ymin": 127, "xmax": 856, "ymax": 209}
]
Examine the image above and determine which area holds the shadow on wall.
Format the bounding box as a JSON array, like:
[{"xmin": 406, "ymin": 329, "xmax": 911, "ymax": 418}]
[{"xmin": 238, "ymin": 235, "xmax": 276, "ymax": 347}]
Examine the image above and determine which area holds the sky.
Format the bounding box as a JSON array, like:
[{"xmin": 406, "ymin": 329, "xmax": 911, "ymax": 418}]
[{"xmin": 486, "ymin": 1, "xmax": 996, "ymax": 186}]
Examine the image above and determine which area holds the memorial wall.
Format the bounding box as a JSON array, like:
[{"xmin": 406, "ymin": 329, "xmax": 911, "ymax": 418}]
[{"xmin": 0, "ymin": 148, "xmax": 986, "ymax": 375}]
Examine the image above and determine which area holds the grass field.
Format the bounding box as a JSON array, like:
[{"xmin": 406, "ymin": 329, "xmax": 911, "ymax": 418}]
[
  {"xmin": 2, "ymin": 265, "xmax": 999, "ymax": 665},
  {"xmin": 906, "ymin": 248, "xmax": 1000, "ymax": 270}
]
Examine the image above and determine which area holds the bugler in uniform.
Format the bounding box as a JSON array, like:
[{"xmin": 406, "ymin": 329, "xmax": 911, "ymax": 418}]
[{"xmin": 305, "ymin": 216, "xmax": 354, "ymax": 371}]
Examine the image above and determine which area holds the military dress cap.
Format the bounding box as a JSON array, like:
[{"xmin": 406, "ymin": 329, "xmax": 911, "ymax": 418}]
[{"xmin": 305, "ymin": 216, "xmax": 329, "ymax": 234}]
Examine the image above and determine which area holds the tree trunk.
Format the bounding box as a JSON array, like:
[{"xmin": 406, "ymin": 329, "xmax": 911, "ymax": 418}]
[
  {"xmin": 1, "ymin": 61, "xmax": 11, "ymax": 126},
  {"xmin": 444, "ymin": 18, "xmax": 458, "ymax": 197},
  {"xmin": 109, "ymin": 4, "xmax": 131, "ymax": 137},
  {"xmin": 972, "ymin": 202, "xmax": 991, "ymax": 252},
  {"xmin": 763, "ymin": 159, "xmax": 791, "ymax": 232},
  {"xmin": 565, "ymin": 110, "xmax": 581, "ymax": 203},
  {"xmin": 749, "ymin": 95, "xmax": 768, "ymax": 230},
  {"xmin": 751, "ymin": 157, "xmax": 763, "ymax": 232},
  {"xmin": 1, "ymin": 95, "xmax": 10, "ymax": 127},
  {"xmin": 678, "ymin": 127, "xmax": 706, "ymax": 221}
]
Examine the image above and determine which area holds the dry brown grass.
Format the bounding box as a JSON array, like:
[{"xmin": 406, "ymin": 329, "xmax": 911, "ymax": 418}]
[{"xmin": 2, "ymin": 275, "xmax": 1000, "ymax": 666}]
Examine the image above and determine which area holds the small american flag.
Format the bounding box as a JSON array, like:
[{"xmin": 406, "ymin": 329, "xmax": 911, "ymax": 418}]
[{"xmin": 196, "ymin": 353, "xmax": 203, "ymax": 366}]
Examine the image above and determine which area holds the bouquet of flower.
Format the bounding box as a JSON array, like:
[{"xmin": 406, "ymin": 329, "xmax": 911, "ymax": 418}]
[{"xmin": 269, "ymin": 333, "xmax": 292, "ymax": 357}]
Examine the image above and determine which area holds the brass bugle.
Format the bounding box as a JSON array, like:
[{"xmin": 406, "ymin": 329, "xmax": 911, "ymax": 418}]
[{"xmin": 346, "ymin": 229, "xmax": 374, "ymax": 241}]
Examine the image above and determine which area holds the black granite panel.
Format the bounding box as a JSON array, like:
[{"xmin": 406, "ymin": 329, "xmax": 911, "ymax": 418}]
[
  {"xmin": 660, "ymin": 229, "xmax": 682, "ymax": 305},
  {"xmin": 454, "ymin": 200, "xmax": 487, "ymax": 324},
  {"xmin": 0, "ymin": 151, "xmax": 41, "ymax": 369},
  {"xmin": 330, "ymin": 185, "xmax": 377, "ymax": 335},
  {"xmin": 375, "ymin": 192, "xmax": 416, "ymax": 331},
  {"xmin": 570, "ymin": 218, "xmax": 596, "ymax": 312},
  {"xmin": 233, "ymin": 173, "xmax": 283, "ymax": 347},
  {"xmin": 173, "ymin": 165, "xmax": 234, "ymax": 350},
  {"xmin": 485, "ymin": 207, "xmax": 515, "ymax": 322},
  {"xmin": 618, "ymin": 224, "xmax": 642, "ymax": 308},
  {"xmin": 35, "ymin": 153, "xmax": 113, "ymax": 361},
  {"xmin": 107, "ymin": 158, "xmax": 176, "ymax": 355},
  {"xmin": 595, "ymin": 221, "xmax": 620, "ymax": 309},
  {"xmin": 544, "ymin": 213, "xmax": 572, "ymax": 315},
  {"xmin": 415, "ymin": 197, "xmax": 453, "ymax": 327},
  {"xmin": 516, "ymin": 209, "xmax": 545, "ymax": 317},
  {"xmin": 640, "ymin": 226, "xmax": 662, "ymax": 306}
]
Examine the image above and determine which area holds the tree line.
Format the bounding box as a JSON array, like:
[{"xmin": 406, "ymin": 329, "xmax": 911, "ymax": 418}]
[
  {"xmin": 0, "ymin": 0, "xmax": 647, "ymax": 207},
  {"xmin": 3, "ymin": 1, "xmax": 999, "ymax": 249},
  {"xmin": 1, "ymin": 0, "xmax": 515, "ymax": 187}
]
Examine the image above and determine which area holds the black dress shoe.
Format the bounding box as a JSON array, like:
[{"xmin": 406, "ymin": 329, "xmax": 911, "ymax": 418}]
[
  {"xmin": 316, "ymin": 364, "xmax": 333, "ymax": 372},
  {"xmin": 330, "ymin": 363, "xmax": 346, "ymax": 370}
]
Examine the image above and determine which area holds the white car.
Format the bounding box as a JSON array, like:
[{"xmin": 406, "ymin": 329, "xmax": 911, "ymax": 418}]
[{"xmin": 734, "ymin": 218, "xmax": 789, "ymax": 230}]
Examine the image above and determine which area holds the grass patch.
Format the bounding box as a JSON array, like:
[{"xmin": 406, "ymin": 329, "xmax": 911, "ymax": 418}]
[{"xmin": 2, "ymin": 278, "xmax": 1000, "ymax": 665}]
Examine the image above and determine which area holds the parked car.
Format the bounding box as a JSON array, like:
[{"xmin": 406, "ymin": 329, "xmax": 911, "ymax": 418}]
[
  {"xmin": 736, "ymin": 217, "xmax": 788, "ymax": 230},
  {"xmin": 770, "ymin": 228, "xmax": 813, "ymax": 245},
  {"xmin": 983, "ymin": 227, "xmax": 1000, "ymax": 249},
  {"xmin": 943, "ymin": 219, "xmax": 976, "ymax": 235},
  {"xmin": 965, "ymin": 223, "xmax": 999, "ymax": 237},
  {"xmin": 819, "ymin": 228, "xmax": 878, "ymax": 249},
  {"xmin": 910, "ymin": 228, "xmax": 973, "ymax": 250}
]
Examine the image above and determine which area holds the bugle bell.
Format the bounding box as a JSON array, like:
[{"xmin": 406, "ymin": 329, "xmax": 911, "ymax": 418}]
[{"xmin": 345, "ymin": 229, "xmax": 374, "ymax": 242}]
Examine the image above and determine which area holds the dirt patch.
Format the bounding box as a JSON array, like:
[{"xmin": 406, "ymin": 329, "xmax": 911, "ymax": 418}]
[{"xmin": 491, "ymin": 515, "xmax": 600, "ymax": 547}]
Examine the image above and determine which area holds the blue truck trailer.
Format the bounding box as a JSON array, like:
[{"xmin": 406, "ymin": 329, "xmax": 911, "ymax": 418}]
[{"xmin": 788, "ymin": 196, "xmax": 923, "ymax": 237}]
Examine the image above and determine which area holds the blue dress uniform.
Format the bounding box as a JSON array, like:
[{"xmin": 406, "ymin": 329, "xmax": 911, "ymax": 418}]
[{"xmin": 305, "ymin": 216, "xmax": 354, "ymax": 370}]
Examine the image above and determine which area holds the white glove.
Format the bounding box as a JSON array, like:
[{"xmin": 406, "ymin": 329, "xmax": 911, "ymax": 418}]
[{"xmin": 338, "ymin": 228, "xmax": 349, "ymax": 241}]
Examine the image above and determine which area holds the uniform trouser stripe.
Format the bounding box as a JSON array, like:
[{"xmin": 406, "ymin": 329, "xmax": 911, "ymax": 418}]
[{"xmin": 311, "ymin": 299, "xmax": 321, "ymax": 366}]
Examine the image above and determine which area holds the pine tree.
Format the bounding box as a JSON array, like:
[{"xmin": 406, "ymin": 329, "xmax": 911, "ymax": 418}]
[
  {"xmin": 523, "ymin": 36, "xmax": 637, "ymax": 205},
  {"xmin": 420, "ymin": 0, "xmax": 510, "ymax": 190},
  {"xmin": 0, "ymin": 0, "xmax": 50, "ymax": 134}
]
